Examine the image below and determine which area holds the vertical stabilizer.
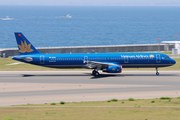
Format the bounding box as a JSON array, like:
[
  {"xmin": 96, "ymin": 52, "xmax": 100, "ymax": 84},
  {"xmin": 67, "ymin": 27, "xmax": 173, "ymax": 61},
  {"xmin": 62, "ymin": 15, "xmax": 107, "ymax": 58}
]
[{"xmin": 14, "ymin": 32, "xmax": 40, "ymax": 55}]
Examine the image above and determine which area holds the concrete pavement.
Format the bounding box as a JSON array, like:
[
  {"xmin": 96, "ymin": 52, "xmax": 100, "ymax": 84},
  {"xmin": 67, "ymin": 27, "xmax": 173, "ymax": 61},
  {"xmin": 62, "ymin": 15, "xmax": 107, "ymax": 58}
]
[{"xmin": 0, "ymin": 71, "xmax": 180, "ymax": 107}]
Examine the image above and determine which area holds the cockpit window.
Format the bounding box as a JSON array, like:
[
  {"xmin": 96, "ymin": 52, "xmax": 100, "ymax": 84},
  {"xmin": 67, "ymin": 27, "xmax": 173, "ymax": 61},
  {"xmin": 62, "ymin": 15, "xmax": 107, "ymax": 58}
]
[{"xmin": 165, "ymin": 57, "xmax": 170, "ymax": 59}]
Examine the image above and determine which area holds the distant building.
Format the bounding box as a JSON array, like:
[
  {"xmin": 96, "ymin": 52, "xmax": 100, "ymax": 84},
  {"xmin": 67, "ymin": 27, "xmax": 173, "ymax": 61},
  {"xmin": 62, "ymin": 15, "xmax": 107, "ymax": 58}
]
[{"xmin": 162, "ymin": 41, "xmax": 180, "ymax": 54}]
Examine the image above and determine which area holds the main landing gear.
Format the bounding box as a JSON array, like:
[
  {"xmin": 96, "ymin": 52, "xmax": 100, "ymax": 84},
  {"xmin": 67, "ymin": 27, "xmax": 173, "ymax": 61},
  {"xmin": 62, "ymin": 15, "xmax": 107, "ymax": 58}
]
[
  {"xmin": 92, "ymin": 70, "xmax": 99, "ymax": 76},
  {"xmin": 156, "ymin": 67, "xmax": 159, "ymax": 76}
]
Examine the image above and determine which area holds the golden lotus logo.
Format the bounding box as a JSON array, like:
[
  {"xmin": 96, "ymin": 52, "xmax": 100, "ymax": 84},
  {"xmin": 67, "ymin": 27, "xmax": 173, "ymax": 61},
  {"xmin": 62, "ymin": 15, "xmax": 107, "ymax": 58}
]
[
  {"xmin": 149, "ymin": 55, "xmax": 154, "ymax": 58},
  {"xmin": 18, "ymin": 41, "xmax": 34, "ymax": 53},
  {"xmin": 112, "ymin": 68, "xmax": 115, "ymax": 71}
]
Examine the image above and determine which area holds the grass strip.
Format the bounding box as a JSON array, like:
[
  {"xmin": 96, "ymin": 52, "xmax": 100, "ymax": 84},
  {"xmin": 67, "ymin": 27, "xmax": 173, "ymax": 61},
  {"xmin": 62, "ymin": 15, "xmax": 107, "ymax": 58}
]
[{"xmin": 1, "ymin": 98, "xmax": 180, "ymax": 120}]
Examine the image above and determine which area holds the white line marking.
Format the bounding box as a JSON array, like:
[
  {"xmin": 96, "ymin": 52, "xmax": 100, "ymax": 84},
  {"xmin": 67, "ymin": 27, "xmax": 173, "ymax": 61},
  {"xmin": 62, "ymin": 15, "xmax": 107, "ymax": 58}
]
[{"xmin": 6, "ymin": 62, "xmax": 23, "ymax": 65}]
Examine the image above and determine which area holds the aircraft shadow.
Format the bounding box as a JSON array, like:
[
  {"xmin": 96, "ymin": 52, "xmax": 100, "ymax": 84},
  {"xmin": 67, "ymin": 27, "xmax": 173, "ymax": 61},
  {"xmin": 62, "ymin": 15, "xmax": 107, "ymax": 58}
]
[
  {"xmin": 21, "ymin": 73, "xmax": 179, "ymax": 79},
  {"xmin": 22, "ymin": 73, "xmax": 127, "ymax": 78},
  {"xmin": 22, "ymin": 74, "xmax": 90, "ymax": 77},
  {"xmin": 22, "ymin": 73, "xmax": 126, "ymax": 79},
  {"xmin": 89, "ymin": 74, "xmax": 179, "ymax": 79}
]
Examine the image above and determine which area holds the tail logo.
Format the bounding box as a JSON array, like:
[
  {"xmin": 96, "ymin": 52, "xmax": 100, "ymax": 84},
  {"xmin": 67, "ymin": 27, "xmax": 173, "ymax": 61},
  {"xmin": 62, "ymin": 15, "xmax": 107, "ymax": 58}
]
[{"xmin": 18, "ymin": 41, "xmax": 34, "ymax": 53}]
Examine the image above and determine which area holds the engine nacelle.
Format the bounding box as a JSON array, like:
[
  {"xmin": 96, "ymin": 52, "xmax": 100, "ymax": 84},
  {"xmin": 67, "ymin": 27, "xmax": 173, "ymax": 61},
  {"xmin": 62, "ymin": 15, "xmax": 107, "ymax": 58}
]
[{"xmin": 102, "ymin": 65, "xmax": 122, "ymax": 73}]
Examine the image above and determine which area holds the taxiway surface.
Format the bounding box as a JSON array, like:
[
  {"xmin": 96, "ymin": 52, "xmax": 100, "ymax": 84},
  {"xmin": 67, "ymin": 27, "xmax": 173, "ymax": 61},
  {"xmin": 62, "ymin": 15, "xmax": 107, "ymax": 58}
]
[{"xmin": 0, "ymin": 71, "xmax": 180, "ymax": 107}]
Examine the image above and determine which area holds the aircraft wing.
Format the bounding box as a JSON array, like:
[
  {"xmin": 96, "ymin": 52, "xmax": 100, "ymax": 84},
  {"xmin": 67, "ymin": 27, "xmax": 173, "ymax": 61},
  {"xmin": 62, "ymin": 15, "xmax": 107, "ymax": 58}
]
[{"xmin": 85, "ymin": 61, "xmax": 118, "ymax": 69}]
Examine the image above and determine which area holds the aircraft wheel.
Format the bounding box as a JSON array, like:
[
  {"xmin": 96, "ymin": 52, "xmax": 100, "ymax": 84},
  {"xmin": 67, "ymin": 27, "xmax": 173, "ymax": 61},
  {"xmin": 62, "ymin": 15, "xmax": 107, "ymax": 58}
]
[
  {"xmin": 156, "ymin": 72, "xmax": 159, "ymax": 76},
  {"xmin": 92, "ymin": 70, "xmax": 99, "ymax": 76},
  {"xmin": 92, "ymin": 69, "xmax": 100, "ymax": 76},
  {"xmin": 155, "ymin": 67, "xmax": 159, "ymax": 76},
  {"xmin": 94, "ymin": 71, "xmax": 99, "ymax": 76},
  {"xmin": 92, "ymin": 70, "xmax": 96, "ymax": 75}
]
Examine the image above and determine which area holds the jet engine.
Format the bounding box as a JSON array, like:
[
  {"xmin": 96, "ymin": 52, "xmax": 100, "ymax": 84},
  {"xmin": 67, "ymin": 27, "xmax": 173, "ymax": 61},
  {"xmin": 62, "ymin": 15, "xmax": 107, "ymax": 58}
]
[{"xmin": 102, "ymin": 65, "xmax": 122, "ymax": 73}]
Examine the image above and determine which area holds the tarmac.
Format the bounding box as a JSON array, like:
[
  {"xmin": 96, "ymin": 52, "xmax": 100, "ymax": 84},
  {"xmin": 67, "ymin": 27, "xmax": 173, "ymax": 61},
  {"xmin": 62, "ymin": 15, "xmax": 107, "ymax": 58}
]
[{"xmin": 0, "ymin": 70, "xmax": 180, "ymax": 107}]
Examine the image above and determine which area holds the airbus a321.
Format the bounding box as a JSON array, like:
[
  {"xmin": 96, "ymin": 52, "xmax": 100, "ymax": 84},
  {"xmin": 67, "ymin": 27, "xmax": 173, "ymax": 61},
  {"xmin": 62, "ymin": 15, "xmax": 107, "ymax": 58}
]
[{"xmin": 12, "ymin": 32, "xmax": 176, "ymax": 76}]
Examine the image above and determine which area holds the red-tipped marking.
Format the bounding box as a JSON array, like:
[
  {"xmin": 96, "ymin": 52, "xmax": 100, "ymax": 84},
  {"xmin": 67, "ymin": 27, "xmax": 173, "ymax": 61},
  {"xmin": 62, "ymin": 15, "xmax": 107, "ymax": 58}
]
[{"xmin": 18, "ymin": 34, "xmax": 21, "ymax": 36}]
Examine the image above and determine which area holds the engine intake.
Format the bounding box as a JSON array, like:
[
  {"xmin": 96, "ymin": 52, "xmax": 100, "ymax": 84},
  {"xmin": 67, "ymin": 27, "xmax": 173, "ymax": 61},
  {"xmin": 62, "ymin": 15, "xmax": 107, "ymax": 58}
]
[{"xmin": 102, "ymin": 65, "xmax": 122, "ymax": 73}]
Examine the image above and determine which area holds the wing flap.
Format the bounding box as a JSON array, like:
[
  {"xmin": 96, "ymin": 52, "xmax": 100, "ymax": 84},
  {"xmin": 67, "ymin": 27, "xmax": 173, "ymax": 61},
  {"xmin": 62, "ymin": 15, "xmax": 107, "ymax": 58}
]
[{"xmin": 85, "ymin": 61, "xmax": 118, "ymax": 69}]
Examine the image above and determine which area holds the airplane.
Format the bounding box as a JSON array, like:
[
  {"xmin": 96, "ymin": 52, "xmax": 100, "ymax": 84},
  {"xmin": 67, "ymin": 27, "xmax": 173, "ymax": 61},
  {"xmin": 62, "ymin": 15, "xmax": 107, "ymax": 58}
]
[{"xmin": 12, "ymin": 32, "xmax": 176, "ymax": 76}]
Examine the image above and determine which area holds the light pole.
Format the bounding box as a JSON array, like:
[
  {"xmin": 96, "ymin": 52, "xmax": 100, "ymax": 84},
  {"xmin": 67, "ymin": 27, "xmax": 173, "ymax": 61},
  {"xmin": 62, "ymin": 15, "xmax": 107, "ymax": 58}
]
[
  {"xmin": 175, "ymin": 35, "xmax": 178, "ymax": 41},
  {"xmin": 157, "ymin": 38, "xmax": 161, "ymax": 52}
]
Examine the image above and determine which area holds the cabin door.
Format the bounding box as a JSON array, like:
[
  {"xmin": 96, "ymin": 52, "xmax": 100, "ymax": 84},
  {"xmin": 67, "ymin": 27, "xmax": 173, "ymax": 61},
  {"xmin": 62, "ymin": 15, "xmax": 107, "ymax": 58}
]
[
  {"xmin": 40, "ymin": 55, "xmax": 45, "ymax": 64},
  {"xmin": 156, "ymin": 54, "xmax": 161, "ymax": 63},
  {"xmin": 84, "ymin": 56, "xmax": 88, "ymax": 63}
]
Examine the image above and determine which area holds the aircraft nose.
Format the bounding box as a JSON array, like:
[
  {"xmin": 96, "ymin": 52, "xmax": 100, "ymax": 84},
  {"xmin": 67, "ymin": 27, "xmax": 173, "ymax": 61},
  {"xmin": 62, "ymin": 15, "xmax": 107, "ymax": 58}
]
[{"xmin": 171, "ymin": 59, "xmax": 176, "ymax": 65}]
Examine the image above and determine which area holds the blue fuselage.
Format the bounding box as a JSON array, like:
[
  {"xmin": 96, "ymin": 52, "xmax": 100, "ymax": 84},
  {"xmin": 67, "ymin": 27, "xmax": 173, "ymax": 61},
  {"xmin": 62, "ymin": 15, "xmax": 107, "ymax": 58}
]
[{"xmin": 12, "ymin": 53, "xmax": 176, "ymax": 69}]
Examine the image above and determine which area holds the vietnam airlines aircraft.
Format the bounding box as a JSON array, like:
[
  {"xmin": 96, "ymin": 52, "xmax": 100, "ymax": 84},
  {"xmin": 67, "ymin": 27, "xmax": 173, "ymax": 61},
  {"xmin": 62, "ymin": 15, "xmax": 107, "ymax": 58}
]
[{"xmin": 12, "ymin": 32, "xmax": 176, "ymax": 76}]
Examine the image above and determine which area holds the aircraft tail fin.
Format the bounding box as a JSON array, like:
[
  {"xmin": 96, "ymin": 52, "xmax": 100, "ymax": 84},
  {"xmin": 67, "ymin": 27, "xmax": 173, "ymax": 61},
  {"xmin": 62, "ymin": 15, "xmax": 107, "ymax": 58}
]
[{"xmin": 14, "ymin": 32, "xmax": 41, "ymax": 55}]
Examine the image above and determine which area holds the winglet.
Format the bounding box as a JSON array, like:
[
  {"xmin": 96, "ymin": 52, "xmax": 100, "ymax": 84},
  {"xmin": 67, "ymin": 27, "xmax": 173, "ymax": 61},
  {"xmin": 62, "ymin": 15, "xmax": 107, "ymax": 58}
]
[{"xmin": 14, "ymin": 32, "xmax": 41, "ymax": 55}]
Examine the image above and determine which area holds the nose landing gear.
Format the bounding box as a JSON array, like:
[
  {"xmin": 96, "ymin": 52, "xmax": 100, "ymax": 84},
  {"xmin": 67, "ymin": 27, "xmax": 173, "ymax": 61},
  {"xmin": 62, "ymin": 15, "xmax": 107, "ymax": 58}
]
[{"xmin": 156, "ymin": 67, "xmax": 159, "ymax": 76}]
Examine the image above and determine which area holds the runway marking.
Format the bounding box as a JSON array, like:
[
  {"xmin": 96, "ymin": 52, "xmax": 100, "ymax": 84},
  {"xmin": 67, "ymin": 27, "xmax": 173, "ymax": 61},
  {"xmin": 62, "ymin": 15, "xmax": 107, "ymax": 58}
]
[
  {"xmin": 0, "ymin": 83, "xmax": 165, "ymax": 93},
  {"xmin": 6, "ymin": 62, "xmax": 23, "ymax": 65},
  {"xmin": 1, "ymin": 91, "xmax": 179, "ymax": 101}
]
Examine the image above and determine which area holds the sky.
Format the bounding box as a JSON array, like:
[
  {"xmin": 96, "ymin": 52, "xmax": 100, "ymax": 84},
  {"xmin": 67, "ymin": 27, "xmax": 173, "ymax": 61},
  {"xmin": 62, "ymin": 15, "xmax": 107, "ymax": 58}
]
[{"xmin": 0, "ymin": 0, "xmax": 180, "ymax": 6}]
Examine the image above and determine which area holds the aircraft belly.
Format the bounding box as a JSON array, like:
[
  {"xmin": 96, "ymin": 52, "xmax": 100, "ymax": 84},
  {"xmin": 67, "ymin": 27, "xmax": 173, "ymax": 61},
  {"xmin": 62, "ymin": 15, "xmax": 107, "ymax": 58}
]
[
  {"xmin": 43, "ymin": 65, "xmax": 88, "ymax": 69},
  {"xmin": 122, "ymin": 64, "xmax": 172, "ymax": 68}
]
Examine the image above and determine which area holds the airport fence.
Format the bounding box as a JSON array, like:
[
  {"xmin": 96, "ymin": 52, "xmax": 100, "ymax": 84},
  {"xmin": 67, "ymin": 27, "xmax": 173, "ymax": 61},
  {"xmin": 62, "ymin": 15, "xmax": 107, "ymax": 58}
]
[{"xmin": 0, "ymin": 44, "xmax": 174, "ymax": 58}]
